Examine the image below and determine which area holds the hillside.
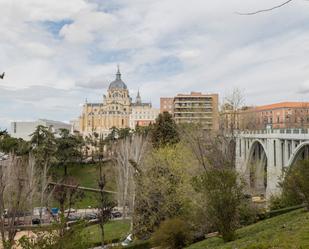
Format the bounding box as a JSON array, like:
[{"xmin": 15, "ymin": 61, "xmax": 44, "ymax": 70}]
[
  {"xmin": 51, "ymin": 162, "xmax": 117, "ymax": 208},
  {"xmin": 186, "ymin": 209, "xmax": 309, "ymax": 249}
]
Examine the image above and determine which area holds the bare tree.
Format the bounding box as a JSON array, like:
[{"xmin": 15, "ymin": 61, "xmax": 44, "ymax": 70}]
[
  {"xmin": 0, "ymin": 155, "xmax": 38, "ymax": 248},
  {"xmin": 114, "ymin": 134, "xmax": 149, "ymax": 229},
  {"xmin": 237, "ymin": 0, "xmax": 294, "ymax": 15},
  {"xmin": 222, "ymin": 88, "xmax": 245, "ymax": 136},
  {"xmin": 97, "ymin": 172, "xmax": 115, "ymax": 248},
  {"xmin": 181, "ymin": 124, "xmax": 235, "ymax": 171}
]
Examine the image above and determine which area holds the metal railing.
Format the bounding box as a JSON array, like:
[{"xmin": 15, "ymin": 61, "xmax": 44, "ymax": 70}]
[{"xmin": 237, "ymin": 128, "xmax": 309, "ymax": 135}]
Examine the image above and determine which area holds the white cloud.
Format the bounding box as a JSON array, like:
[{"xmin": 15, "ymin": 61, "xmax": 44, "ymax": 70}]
[{"xmin": 1, "ymin": 0, "xmax": 309, "ymax": 128}]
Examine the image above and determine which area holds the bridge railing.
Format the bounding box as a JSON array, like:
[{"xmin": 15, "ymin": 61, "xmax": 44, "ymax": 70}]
[{"xmin": 238, "ymin": 128, "xmax": 309, "ymax": 135}]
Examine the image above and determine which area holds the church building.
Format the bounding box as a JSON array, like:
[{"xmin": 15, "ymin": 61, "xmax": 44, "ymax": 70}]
[{"xmin": 79, "ymin": 67, "xmax": 158, "ymax": 137}]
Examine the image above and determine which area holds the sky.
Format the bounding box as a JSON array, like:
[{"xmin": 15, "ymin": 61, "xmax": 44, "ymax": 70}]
[{"xmin": 1, "ymin": 0, "xmax": 309, "ymax": 130}]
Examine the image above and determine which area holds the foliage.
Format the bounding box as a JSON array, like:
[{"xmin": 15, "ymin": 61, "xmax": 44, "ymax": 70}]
[
  {"xmin": 96, "ymin": 171, "xmax": 116, "ymax": 247},
  {"xmin": 238, "ymin": 200, "xmax": 259, "ymax": 226},
  {"xmin": 18, "ymin": 221, "xmax": 89, "ymax": 249},
  {"xmin": 186, "ymin": 209, "xmax": 309, "ymax": 249},
  {"xmin": 180, "ymin": 124, "xmax": 234, "ymax": 171},
  {"xmin": 151, "ymin": 112, "xmax": 180, "ymax": 148},
  {"xmin": 55, "ymin": 128, "xmax": 83, "ymax": 175},
  {"xmin": 194, "ymin": 168, "xmax": 245, "ymax": 242},
  {"xmin": 151, "ymin": 218, "xmax": 193, "ymax": 249},
  {"xmin": 281, "ymin": 160, "xmax": 309, "ymax": 210},
  {"xmin": 30, "ymin": 125, "xmax": 57, "ymax": 167},
  {"xmin": 133, "ymin": 144, "xmax": 197, "ymax": 239},
  {"xmin": 0, "ymin": 134, "xmax": 30, "ymax": 155},
  {"xmin": 268, "ymin": 193, "xmax": 302, "ymax": 211}
]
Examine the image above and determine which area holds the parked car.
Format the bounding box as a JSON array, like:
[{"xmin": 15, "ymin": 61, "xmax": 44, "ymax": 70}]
[
  {"xmin": 32, "ymin": 218, "xmax": 41, "ymax": 225},
  {"xmin": 84, "ymin": 213, "xmax": 97, "ymax": 220},
  {"xmin": 112, "ymin": 211, "xmax": 122, "ymax": 218},
  {"xmin": 67, "ymin": 214, "xmax": 80, "ymax": 222}
]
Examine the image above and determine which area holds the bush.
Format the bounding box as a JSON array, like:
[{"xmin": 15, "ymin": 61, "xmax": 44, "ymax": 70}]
[
  {"xmin": 239, "ymin": 200, "xmax": 259, "ymax": 226},
  {"xmin": 151, "ymin": 218, "xmax": 192, "ymax": 249},
  {"xmin": 281, "ymin": 160, "xmax": 309, "ymax": 210},
  {"xmin": 194, "ymin": 168, "xmax": 245, "ymax": 242},
  {"xmin": 268, "ymin": 194, "xmax": 301, "ymax": 211}
]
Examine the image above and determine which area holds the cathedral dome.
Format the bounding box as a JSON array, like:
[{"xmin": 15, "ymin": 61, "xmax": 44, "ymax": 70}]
[{"xmin": 109, "ymin": 66, "xmax": 127, "ymax": 90}]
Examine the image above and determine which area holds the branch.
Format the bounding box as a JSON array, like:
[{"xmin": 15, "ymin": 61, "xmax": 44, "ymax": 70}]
[{"xmin": 236, "ymin": 0, "xmax": 293, "ymax": 15}]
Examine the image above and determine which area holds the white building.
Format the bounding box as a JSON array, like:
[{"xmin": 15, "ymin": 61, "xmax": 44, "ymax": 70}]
[
  {"xmin": 129, "ymin": 90, "xmax": 160, "ymax": 129},
  {"xmin": 10, "ymin": 119, "xmax": 72, "ymax": 141}
]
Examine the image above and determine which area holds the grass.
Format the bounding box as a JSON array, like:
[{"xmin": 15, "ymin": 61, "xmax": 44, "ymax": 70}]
[
  {"xmin": 186, "ymin": 209, "xmax": 309, "ymax": 249},
  {"xmin": 83, "ymin": 219, "xmax": 130, "ymax": 245},
  {"xmin": 50, "ymin": 162, "xmax": 117, "ymax": 208}
]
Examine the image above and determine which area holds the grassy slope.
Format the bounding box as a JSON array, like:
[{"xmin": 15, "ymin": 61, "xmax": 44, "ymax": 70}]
[
  {"xmin": 83, "ymin": 219, "xmax": 130, "ymax": 245},
  {"xmin": 51, "ymin": 162, "xmax": 117, "ymax": 208},
  {"xmin": 186, "ymin": 209, "xmax": 309, "ymax": 249}
]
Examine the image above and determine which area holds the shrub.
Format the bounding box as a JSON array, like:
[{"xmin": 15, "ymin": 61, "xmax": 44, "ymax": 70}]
[
  {"xmin": 151, "ymin": 218, "xmax": 192, "ymax": 249},
  {"xmin": 194, "ymin": 168, "xmax": 245, "ymax": 242},
  {"xmin": 239, "ymin": 200, "xmax": 259, "ymax": 226},
  {"xmin": 281, "ymin": 160, "xmax": 309, "ymax": 210}
]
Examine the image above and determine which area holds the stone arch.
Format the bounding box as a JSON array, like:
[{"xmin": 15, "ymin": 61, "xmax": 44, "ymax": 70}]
[
  {"xmin": 288, "ymin": 141, "xmax": 309, "ymax": 167},
  {"xmin": 246, "ymin": 140, "xmax": 268, "ymax": 197}
]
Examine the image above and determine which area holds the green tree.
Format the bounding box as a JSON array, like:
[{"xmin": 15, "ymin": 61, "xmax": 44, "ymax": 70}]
[
  {"xmin": 0, "ymin": 130, "xmax": 30, "ymax": 155},
  {"xmin": 97, "ymin": 172, "xmax": 115, "ymax": 247},
  {"xmin": 281, "ymin": 160, "xmax": 309, "ymax": 210},
  {"xmin": 55, "ymin": 129, "xmax": 82, "ymax": 176},
  {"xmin": 151, "ymin": 112, "xmax": 179, "ymax": 148},
  {"xmin": 30, "ymin": 125, "xmax": 57, "ymax": 216},
  {"xmin": 133, "ymin": 145, "xmax": 196, "ymax": 239},
  {"xmin": 151, "ymin": 218, "xmax": 192, "ymax": 249},
  {"xmin": 194, "ymin": 168, "xmax": 245, "ymax": 242}
]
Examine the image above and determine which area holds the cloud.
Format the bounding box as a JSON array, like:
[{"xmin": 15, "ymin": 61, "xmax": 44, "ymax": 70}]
[{"xmin": 1, "ymin": 0, "xmax": 309, "ymax": 128}]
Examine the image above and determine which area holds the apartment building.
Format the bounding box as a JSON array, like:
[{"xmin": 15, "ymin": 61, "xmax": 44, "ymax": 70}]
[{"xmin": 172, "ymin": 92, "xmax": 219, "ymax": 130}]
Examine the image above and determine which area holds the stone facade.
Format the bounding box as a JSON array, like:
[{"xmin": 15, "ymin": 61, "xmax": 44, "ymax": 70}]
[
  {"xmin": 130, "ymin": 90, "xmax": 159, "ymax": 129},
  {"xmin": 79, "ymin": 67, "xmax": 132, "ymax": 137},
  {"xmin": 79, "ymin": 67, "xmax": 158, "ymax": 137}
]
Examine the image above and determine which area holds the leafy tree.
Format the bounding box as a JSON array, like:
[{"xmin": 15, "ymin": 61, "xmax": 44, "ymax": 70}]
[
  {"xmin": 18, "ymin": 221, "xmax": 89, "ymax": 249},
  {"xmin": 194, "ymin": 168, "xmax": 245, "ymax": 242},
  {"xmin": 30, "ymin": 125, "xmax": 57, "ymax": 217},
  {"xmin": 151, "ymin": 218, "xmax": 192, "ymax": 249},
  {"xmin": 281, "ymin": 160, "xmax": 309, "ymax": 210},
  {"xmin": 118, "ymin": 127, "xmax": 132, "ymax": 139},
  {"xmin": 151, "ymin": 112, "xmax": 179, "ymax": 148},
  {"xmin": 133, "ymin": 145, "xmax": 197, "ymax": 239},
  {"xmin": 55, "ymin": 129, "xmax": 82, "ymax": 176}
]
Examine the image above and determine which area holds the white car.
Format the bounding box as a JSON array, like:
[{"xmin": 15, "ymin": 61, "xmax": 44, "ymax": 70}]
[{"xmin": 121, "ymin": 234, "xmax": 133, "ymax": 247}]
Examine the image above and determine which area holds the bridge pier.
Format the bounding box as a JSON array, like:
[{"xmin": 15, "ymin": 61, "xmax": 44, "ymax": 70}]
[{"xmin": 236, "ymin": 129, "xmax": 309, "ymax": 200}]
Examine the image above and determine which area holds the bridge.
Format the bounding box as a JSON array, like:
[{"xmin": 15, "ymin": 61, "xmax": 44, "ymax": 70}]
[{"xmin": 235, "ymin": 128, "xmax": 309, "ymax": 199}]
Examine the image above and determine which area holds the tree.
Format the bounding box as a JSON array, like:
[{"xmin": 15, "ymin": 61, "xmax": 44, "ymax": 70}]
[
  {"xmin": 55, "ymin": 129, "xmax": 82, "ymax": 176},
  {"xmin": 0, "ymin": 133, "xmax": 30, "ymax": 156},
  {"xmin": 0, "ymin": 155, "xmax": 38, "ymax": 249},
  {"xmin": 281, "ymin": 160, "xmax": 309, "ymax": 210},
  {"xmin": 30, "ymin": 125, "xmax": 57, "ymax": 218},
  {"xmin": 151, "ymin": 218, "xmax": 192, "ymax": 249},
  {"xmin": 97, "ymin": 173, "xmax": 115, "ymax": 247},
  {"xmin": 151, "ymin": 112, "xmax": 180, "ymax": 148},
  {"xmin": 115, "ymin": 133, "xmax": 149, "ymax": 223},
  {"xmin": 181, "ymin": 124, "xmax": 234, "ymax": 171},
  {"xmin": 51, "ymin": 177, "xmax": 84, "ymax": 237},
  {"xmin": 221, "ymin": 88, "xmax": 244, "ymax": 135},
  {"xmin": 237, "ymin": 0, "xmax": 294, "ymax": 15},
  {"xmin": 133, "ymin": 144, "xmax": 197, "ymax": 239},
  {"xmin": 194, "ymin": 168, "xmax": 245, "ymax": 242}
]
